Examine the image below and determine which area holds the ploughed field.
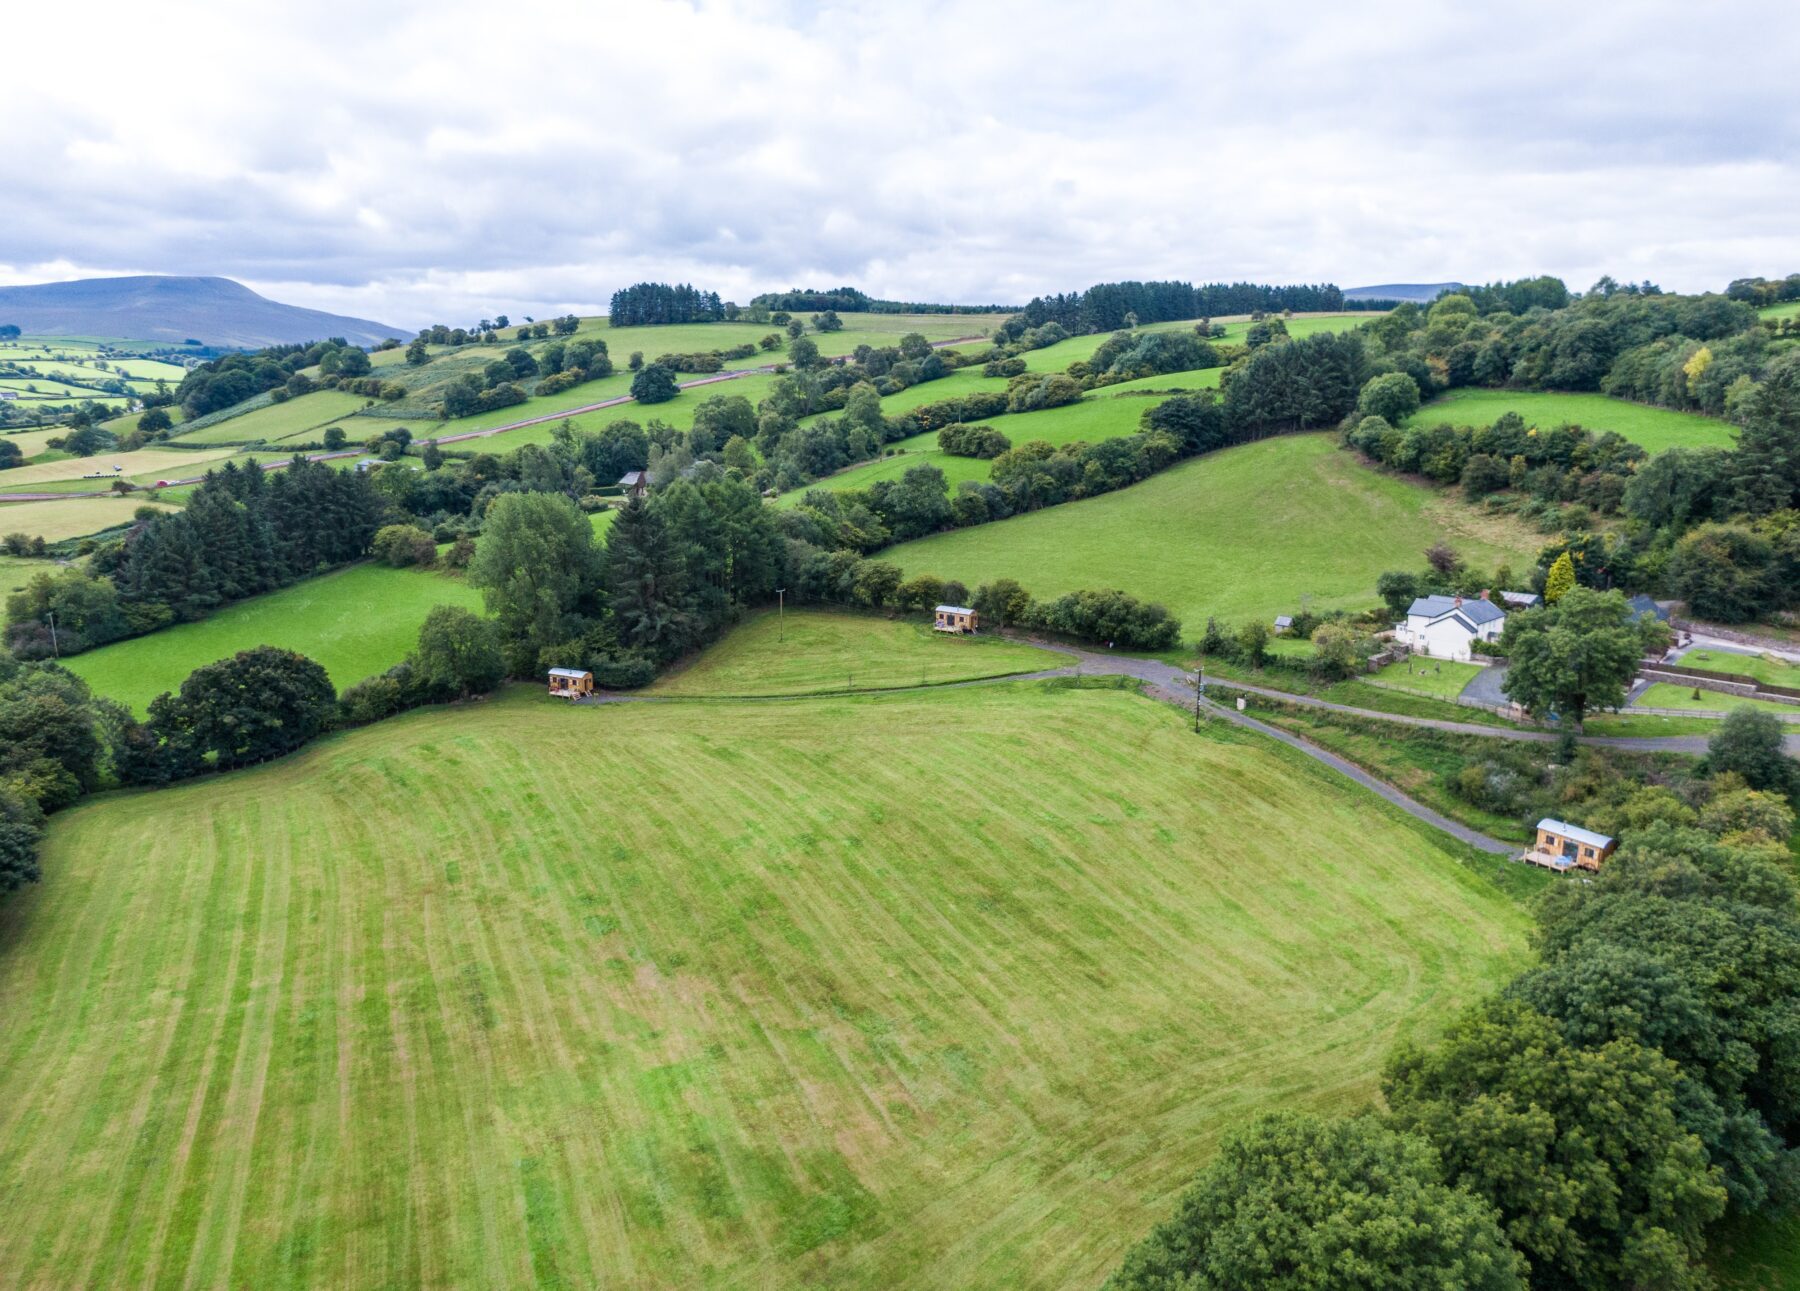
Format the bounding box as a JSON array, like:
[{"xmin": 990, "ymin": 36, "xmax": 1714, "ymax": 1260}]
[
  {"xmin": 0, "ymin": 681, "xmax": 1527, "ymax": 1288},
  {"xmin": 881, "ymin": 432, "xmax": 1544, "ymax": 627}
]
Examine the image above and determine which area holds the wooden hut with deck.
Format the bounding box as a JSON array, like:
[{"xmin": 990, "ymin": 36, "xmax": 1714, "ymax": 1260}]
[
  {"xmin": 547, "ymin": 667, "xmax": 594, "ymax": 699},
  {"xmin": 934, "ymin": 604, "xmax": 979, "ymax": 634},
  {"xmin": 1522, "ymin": 818, "xmax": 1616, "ymax": 873}
]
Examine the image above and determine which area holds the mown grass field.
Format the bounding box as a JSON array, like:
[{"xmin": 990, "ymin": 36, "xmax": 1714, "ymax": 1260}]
[
  {"xmin": 1758, "ymin": 300, "xmax": 1800, "ymax": 321},
  {"xmin": 101, "ymin": 404, "xmax": 188, "ymax": 438},
  {"xmin": 648, "ymin": 608, "xmax": 1064, "ymax": 696},
  {"xmin": 883, "ymin": 433, "xmax": 1543, "ymax": 630},
  {"xmin": 0, "ymin": 443, "xmax": 240, "ymax": 488},
  {"xmin": 1405, "ymin": 387, "xmax": 1736, "ymax": 452},
  {"xmin": 1365, "ymin": 656, "xmax": 1486, "ymax": 700},
  {"xmin": 63, "ymin": 562, "xmax": 485, "ymax": 711},
  {"xmin": 0, "ymin": 681, "xmax": 1527, "ymax": 1288},
  {"xmin": 0, "ymin": 495, "xmax": 176, "ymax": 542}
]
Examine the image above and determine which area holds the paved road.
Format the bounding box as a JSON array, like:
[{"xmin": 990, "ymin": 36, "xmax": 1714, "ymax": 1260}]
[{"xmin": 3, "ymin": 333, "xmax": 990, "ymax": 500}]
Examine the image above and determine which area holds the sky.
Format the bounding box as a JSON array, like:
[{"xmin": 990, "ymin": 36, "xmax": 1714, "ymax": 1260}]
[{"xmin": 6, "ymin": 0, "xmax": 1798, "ymax": 330}]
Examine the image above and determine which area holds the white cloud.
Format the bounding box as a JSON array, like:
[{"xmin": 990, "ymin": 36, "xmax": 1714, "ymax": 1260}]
[{"xmin": 8, "ymin": 0, "xmax": 1798, "ymax": 329}]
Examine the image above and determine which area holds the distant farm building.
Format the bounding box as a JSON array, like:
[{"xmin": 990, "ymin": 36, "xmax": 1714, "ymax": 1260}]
[
  {"xmin": 934, "ymin": 604, "xmax": 978, "ymax": 634},
  {"xmin": 1498, "ymin": 590, "xmax": 1540, "ymax": 610},
  {"xmin": 1395, "ymin": 593, "xmax": 1505, "ymax": 662},
  {"xmin": 0, "ymin": 390, "xmax": 17, "ymax": 401},
  {"xmin": 547, "ymin": 667, "xmax": 593, "ymax": 699},
  {"xmin": 1523, "ymin": 818, "xmax": 1616, "ymax": 872},
  {"xmin": 618, "ymin": 470, "xmax": 649, "ymax": 498},
  {"xmin": 1627, "ymin": 594, "xmax": 1671, "ymax": 623},
  {"xmin": 1272, "ymin": 615, "xmax": 1294, "ymax": 635}
]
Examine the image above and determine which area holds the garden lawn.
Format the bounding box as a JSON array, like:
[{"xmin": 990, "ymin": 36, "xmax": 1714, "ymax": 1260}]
[
  {"xmin": 1676, "ymin": 648, "xmax": 1800, "ymax": 690},
  {"xmin": 881, "ymin": 433, "xmax": 1543, "ymax": 629},
  {"xmin": 0, "ymin": 681, "xmax": 1527, "ymax": 1289},
  {"xmin": 0, "ymin": 495, "xmax": 177, "ymax": 542},
  {"xmin": 648, "ymin": 608, "xmax": 1064, "ymax": 696},
  {"xmin": 62, "ymin": 562, "xmax": 485, "ymax": 712},
  {"xmin": 1366, "ymin": 656, "xmax": 1487, "ymax": 700},
  {"xmin": 1634, "ymin": 683, "xmax": 1800, "ymax": 716},
  {"xmin": 1405, "ymin": 388, "xmax": 1735, "ymax": 452}
]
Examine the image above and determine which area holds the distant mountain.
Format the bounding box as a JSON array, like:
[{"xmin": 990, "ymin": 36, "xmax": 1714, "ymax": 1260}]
[
  {"xmin": 1344, "ymin": 282, "xmax": 1465, "ymax": 304},
  {"xmin": 0, "ymin": 276, "xmax": 407, "ymax": 349}
]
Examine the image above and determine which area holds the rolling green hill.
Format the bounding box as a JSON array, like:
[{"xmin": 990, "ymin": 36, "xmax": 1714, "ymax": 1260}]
[
  {"xmin": 881, "ymin": 433, "xmax": 1544, "ymax": 628},
  {"xmin": 0, "ymin": 682, "xmax": 1526, "ymax": 1288}
]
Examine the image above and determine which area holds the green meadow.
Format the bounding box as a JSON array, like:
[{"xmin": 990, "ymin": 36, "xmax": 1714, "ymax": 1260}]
[
  {"xmin": 1634, "ymin": 683, "xmax": 1800, "ymax": 716},
  {"xmin": 0, "ymin": 495, "xmax": 177, "ymax": 542},
  {"xmin": 882, "ymin": 433, "xmax": 1544, "ymax": 629},
  {"xmin": 647, "ymin": 607, "xmax": 1064, "ymax": 696},
  {"xmin": 62, "ymin": 562, "xmax": 485, "ymax": 712},
  {"xmin": 0, "ymin": 681, "xmax": 1526, "ymax": 1288},
  {"xmin": 1405, "ymin": 387, "xmax": 1735, "ymax": 452},
  {"xmin": 171, "ymin": 389, "xmax": 380, "ymax": 445}
]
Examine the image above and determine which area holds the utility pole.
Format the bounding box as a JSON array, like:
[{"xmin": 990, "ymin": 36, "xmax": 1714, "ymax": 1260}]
[
  {"xmin": 775, "ymin": 588, "xmax": 786, "ymax": 641},
  {"xmin": 1194, "ymin": 661, "xmax": 1204, "ymax": 731},
  {"xmin": 47, "ymin": 609, "xmax": 58, "ymax": 659}
]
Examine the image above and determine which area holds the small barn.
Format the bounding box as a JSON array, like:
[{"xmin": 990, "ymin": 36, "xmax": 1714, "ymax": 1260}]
[
  {"xmin": 618, "ymin": 470, "xmax": 649, "ymax": 498},
  {"xmin": 547, "ymin": 667, "xmax": 594, "ymax": 699},
  {"xmin": 934, "ymin": 604, "xmax": 978, "ymax": 634},
  {"xmin": 1523, "ymin": 818, "xmax": 1616, "ymax": 872},
  {"xmin": 1272, "ymin": 615, "xmax": 1295, "ymax": 635},
  {"xmin": 1498, "ymin": 590, "xmax": 1540, "ymax": 610}
]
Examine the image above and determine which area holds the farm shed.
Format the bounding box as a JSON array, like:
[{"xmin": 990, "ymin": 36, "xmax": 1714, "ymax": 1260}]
[
  {"xmin": 934, "ymin": 604, "xmax": 978, "ymax": 634},
  {"xmin": 1522, "ymin": 818, "xmax": 1615, "ymax": 872},
  {"xmin": 547, "ymin": 667, "xmax": 593, "ymax": 699},
  {"xmin": 618, "ymin": 470, "xmax": 649, "ymax": 498},
  {"xmin": 1272, "ymin": 615, "xmax": 1294, "ymax": 635}
]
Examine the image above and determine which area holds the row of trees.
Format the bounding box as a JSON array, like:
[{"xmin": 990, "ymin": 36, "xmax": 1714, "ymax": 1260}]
[
  {"xmin": 606, "ymin": 282, "xmax": 726, "ymax": 326},
  {"xmin": 175, "ymin": 337, "xmax": 375, "ymax": 418},
  {"xmin": 1010, "ymin": 280, "xmax": 1346, "ymax": 335},
  {"xmin": 5, "ymin": 459, "xmax": 384, "ymax": 656},
  {"xmin": 748, "ymin": 286, "xmax": 1014, "ymax": 315}
]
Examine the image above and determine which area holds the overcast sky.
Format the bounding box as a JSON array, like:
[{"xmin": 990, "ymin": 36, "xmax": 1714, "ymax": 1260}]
[{"xmin": 7, "ymin": 1, "xmax": 1797, "ymax": 330}]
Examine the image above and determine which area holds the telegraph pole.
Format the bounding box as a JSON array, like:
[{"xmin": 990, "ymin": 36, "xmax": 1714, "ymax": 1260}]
[
  {"xmin": 47, "ymin": 609, "xmax": 59, "ymax": 659},
  {"xmin": 775, "ymin": 588, "xmax": 786, "ymax": 641},
  {"xmin": 1194, "ymin": 661, "xmax": 1204, "ymax": 730}
]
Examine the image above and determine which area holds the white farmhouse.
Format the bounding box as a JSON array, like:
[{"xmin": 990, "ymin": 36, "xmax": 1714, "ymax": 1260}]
[{"xmin": 1395, "ymin": 593, "xmax": 1505, "ymax": 662}]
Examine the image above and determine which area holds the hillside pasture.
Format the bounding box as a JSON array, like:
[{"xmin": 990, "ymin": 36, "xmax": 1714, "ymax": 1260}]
[
  {"xmin": 786, "ymin": 372, "xmax": 1226, "ymax": 501},
  {"xmin": 101, "ymin": 404, "xmax": 187, "ymax": 438},
  {"xmin": 1758, "ymin": 300, "xmax": 1800, "ymax": 321},
  {"xmin": 0, "ymin": 495, "xmax": 176, "ymax": 542},
  {"xmin": 62, "ymin": 562, "xmax": 486, "ymax": 712},
  {"xmin": 648, "ymin": 608, "xmax": 1064, "ymax": 696},
  {"xmin": 1405, "ymin": 388, "xmax": 1735, "ymax": 452},
  {"xmin": 171, "ymin": 390, "xmax": 379, "ymax": 445},
  {"xmin": 0, "ymin": 682, "xmax": 1526, "ymax": 1289},
  {"xmin": 882, "ymin": 433, "xmax": 1544, "ymax": 629}
]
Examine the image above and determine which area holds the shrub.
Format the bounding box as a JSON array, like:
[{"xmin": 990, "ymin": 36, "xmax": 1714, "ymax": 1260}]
[{"xmin": 371, "ymin": 524, "xmax": 438, "ymax": 568}]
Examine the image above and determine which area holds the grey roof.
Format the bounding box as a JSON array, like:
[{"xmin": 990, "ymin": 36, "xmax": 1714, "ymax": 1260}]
[
  {"xmin": 936, "ymin": 604, "xmax": 975, "ymax": 615},
  {"xmin": 1627, "ymin": 594, "xmax": 1670, "ymax": 622},
  {"xmin": 1407, "ymin": 594, "xmax": 1504, "ymax": 626},
  {"xmin": 618, "ymin": 470, "xmax": 647, "ymax": 485},
  {"xmin": 1273, "ymin": 615, "xmax": 1294, "ymax": 627},
  {"xmin": 1537, "ymin": 818, "xmax": 1614, "ymax": 850},
  {"xmin": 547, "ymin": 667, "xmax": 590, "ymax": 680},
  {"xmin": 1499, "ymin": 590, "xmax": 1539, "ymax": 606}
]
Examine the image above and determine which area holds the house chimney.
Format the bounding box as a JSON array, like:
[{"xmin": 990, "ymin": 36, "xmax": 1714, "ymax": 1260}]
[
  {"xmin": 1453, "ymin": 595, "xmax": 1463, "ymax": 608},
  {"xmin": 1479, "ymin": 589, "xmax": 1490, "ymax": 600}
]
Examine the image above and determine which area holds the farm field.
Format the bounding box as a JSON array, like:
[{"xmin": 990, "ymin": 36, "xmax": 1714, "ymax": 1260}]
[
  {"xmin": 1758, "ymin": 300, "xmax": 1800, "ymax": 321},
  {"xmin": 172, "ymin": 390, "xmax": 378, "ymax": 445},
  {"xmin": 1405, "ymin": 388, "xmax": 1735, "ymax": 452},
  {"xmin": 441, "ymin": 370, "xmax": 788, "ymax": 455},
  {"xmin": 100, "ymin": 404, "xmax": 187, "ymax": 438},
  {"xmin": 0, "ymin": 682, "xmax": 1528, "ymax": 1289},
  {"xmin": 0, "ymin": 443, "xmax": 240, "ymax": 488},
  {"xmin": 647, "ymin": 608, "xmax": 1064, "ymax": 696},
  {"xmin": 1634, "ymin": 683, "xmax": 1800, "ymax": 716},
  {"xmin": 0, "ymin": 427, "xmax": 72, "ymax": 458},
  {"xmin": 883, "ymin": 433, "xmax": 1543, "ymax": 629},
  {"xmin": 0, "ymin": 555, "xmax": 58, "ymax": 598},
  {"xmin": 62, "ymin": 562, "xmax": 485, "ymax": 712},
  {"xmin": 0, "ymin": 377, "xmax": 122, "ymax": 400},
  {"xmin": 785, "ymin": 371, "xmax": 1226, "ymax": 501},
  {"xmin": 0, "ymin": 495, "xmax": 175, "ymax": 542}
]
